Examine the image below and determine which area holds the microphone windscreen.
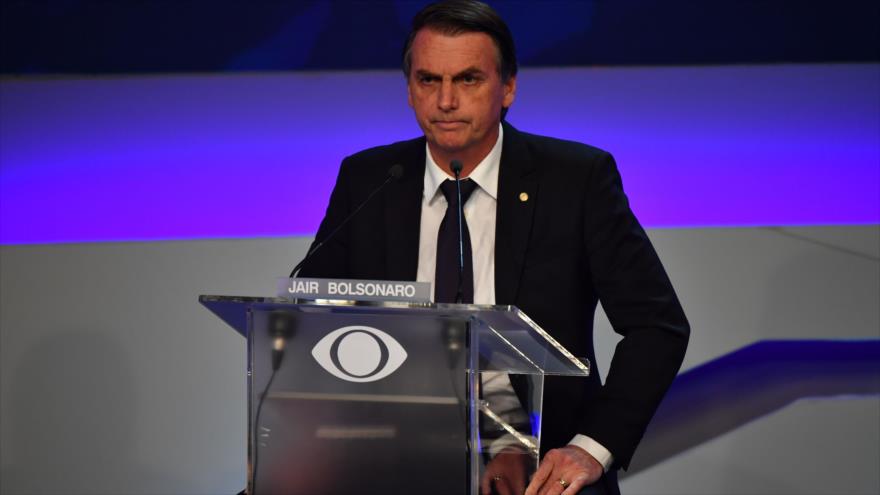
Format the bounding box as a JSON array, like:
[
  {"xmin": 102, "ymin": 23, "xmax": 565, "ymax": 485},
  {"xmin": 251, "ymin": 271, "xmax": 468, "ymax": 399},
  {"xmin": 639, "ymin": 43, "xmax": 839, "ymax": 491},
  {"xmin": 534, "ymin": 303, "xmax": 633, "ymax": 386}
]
[
  {"xmin": 450, "ymin": 160, "xmax": 463, "ymax": 174},
  {"xmin": 388, "ymin": 164, "xmax": 404, "ymax": 180}
]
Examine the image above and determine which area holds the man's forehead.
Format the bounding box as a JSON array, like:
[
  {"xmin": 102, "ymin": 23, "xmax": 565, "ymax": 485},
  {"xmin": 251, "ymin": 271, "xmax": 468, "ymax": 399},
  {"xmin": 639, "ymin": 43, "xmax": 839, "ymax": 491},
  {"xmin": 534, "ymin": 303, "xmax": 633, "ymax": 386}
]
[{"xmin": 409, "ymin": 28, "xmax": 499, "ymax": 73}]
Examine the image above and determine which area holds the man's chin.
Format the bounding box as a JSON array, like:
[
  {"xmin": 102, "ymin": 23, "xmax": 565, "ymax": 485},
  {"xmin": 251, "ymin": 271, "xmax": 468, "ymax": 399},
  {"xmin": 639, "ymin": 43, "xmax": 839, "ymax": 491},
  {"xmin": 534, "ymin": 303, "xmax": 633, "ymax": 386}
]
[{"xmin": 427, "ymin": 136, "xmax": 469, "ymax": 155}]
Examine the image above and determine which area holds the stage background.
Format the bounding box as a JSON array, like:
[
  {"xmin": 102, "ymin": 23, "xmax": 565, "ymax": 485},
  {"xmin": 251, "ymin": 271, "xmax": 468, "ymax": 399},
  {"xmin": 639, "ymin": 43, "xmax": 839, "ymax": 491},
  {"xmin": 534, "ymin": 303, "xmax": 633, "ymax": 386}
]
[{"xmin": 1, "ymin": 1, "xmax": 878, "ymax": 493}]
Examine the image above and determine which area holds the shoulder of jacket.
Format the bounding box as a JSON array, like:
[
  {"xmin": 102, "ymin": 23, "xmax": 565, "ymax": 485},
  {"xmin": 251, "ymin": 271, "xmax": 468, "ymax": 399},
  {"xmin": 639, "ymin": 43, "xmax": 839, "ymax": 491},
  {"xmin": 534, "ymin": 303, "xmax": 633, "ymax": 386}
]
[
  {"xmin": 342, "ymin": 135, "xmax": 425, "ymax": 169},
  {"xmin": 516, "ymin": 128, "xmax": 611, "ymax": 162}
]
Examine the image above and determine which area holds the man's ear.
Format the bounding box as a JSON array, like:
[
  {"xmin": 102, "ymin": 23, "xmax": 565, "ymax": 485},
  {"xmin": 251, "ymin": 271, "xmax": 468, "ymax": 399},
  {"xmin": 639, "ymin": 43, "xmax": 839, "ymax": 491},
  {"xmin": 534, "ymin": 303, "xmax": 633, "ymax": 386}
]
[
  {"xmin": 407, "ymin": 78, "xmax": 414, "ymax": 108},
  {"xmin": 502, "ymin": 75, "xmax": 517, "ymax": 109}
]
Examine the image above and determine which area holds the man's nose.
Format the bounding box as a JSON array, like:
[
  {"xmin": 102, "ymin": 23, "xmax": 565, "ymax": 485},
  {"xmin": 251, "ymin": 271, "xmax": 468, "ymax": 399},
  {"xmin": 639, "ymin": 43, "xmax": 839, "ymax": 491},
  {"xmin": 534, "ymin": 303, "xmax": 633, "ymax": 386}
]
[{"xmin": 437, "ymin": 78, "xmax": 458, "ymax": 111}]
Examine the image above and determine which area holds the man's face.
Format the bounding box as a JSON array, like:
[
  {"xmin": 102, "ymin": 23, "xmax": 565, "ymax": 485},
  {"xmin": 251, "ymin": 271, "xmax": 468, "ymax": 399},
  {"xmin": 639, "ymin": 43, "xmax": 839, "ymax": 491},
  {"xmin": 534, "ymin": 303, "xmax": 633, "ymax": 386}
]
[{"xmin": 407, "ymin": 29, "xmax": 516, "ymax": 163}]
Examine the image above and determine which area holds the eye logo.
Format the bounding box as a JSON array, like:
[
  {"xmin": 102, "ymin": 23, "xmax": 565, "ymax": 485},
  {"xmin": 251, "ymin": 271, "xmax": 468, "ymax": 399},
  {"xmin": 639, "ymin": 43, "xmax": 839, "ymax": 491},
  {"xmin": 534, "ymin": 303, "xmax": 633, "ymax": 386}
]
[{"xmin": 311, "ymin": 326, "xmax": 408, "ymax": 383}]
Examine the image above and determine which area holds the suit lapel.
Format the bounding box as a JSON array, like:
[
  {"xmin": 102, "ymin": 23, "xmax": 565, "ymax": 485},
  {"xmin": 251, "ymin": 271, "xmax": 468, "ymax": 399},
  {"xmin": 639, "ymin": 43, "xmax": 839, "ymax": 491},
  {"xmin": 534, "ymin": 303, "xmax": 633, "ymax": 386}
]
[
  {"xmin": 495, "ymin": 122, "xmax": 539, "ymax": 304},
  {"xmin": 384, "ymin": 139, "xmax": 426, "ymax": 281}
]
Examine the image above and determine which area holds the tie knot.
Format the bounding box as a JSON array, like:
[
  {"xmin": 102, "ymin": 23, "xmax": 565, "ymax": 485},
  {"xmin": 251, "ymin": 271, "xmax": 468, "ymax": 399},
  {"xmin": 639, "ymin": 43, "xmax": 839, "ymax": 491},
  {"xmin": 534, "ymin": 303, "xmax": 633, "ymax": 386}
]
[{"xmin": 440, "ymin": 179, "xmax": 478, "ymax": 206}]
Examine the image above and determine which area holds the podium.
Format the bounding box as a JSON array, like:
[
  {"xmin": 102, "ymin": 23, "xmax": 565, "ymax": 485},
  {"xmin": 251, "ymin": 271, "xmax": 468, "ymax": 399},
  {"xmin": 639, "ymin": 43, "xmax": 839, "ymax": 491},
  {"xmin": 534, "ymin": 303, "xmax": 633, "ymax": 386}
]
[{"xmin": 200, "ymin": 294, "xmax": 590, "ymax": 494}]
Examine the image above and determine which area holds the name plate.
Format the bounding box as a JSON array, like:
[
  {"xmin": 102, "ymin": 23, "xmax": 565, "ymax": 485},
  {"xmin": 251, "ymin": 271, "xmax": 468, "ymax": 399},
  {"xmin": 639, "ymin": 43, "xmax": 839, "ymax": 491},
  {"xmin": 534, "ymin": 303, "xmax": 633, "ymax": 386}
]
[{"xmin": 277, "ymin": 277, "xmax": 432, "ymax": 303}]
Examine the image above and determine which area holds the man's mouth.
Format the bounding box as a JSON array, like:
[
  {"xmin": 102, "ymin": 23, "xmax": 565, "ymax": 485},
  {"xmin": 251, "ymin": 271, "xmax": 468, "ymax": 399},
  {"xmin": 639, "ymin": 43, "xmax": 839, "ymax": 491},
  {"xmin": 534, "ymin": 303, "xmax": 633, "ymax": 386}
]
[{"xmin": 433, "ymin": 120, "xmax": 466, "ymax": 130}]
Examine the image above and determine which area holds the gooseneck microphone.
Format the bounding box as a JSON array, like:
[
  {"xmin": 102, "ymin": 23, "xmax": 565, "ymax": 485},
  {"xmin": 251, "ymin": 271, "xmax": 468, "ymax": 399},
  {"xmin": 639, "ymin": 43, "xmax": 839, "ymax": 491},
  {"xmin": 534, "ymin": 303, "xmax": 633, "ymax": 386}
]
[
  {"xmin": 289, "ymin": 164, "xmax": 404, "ymax": 278},
  {"xmin": 255, "ymin": 164, "xmax": 403, "ymax": 493},
  {"xmin": 450, "ymin": 159, "xmax": 466, "ymax": 304},
  {"xmin": 253, "ymin": 310, "xmax": 295, "ymax": 494}
]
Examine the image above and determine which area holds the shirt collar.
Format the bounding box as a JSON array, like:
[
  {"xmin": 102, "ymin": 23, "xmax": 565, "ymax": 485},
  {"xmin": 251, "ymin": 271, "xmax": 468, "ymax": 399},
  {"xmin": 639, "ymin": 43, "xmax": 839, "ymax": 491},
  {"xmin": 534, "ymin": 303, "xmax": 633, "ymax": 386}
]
[{"xmin": 424, "ymin": 123, "xmax": 502, "ymax": 203}]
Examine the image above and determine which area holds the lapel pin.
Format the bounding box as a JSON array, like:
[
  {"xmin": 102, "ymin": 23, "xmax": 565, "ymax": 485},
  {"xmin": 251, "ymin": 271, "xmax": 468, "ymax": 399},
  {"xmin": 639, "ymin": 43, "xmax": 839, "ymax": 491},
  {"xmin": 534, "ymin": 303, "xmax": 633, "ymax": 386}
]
[{"xmin": 519, "ymin": 192, "xmax": 529, "ymax": 202}]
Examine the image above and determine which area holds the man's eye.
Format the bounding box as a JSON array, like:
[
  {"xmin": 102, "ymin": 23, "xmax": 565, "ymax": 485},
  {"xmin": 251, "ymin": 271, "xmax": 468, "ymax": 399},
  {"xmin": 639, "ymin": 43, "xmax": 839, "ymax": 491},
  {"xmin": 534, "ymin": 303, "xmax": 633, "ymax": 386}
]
[
  {"xmin": 419, "ymin": 76, "xmax": 437, "ymax": 84},
  {"xmin": 461, "ymin": 75, "xmax": 477, "ymax": 84}
]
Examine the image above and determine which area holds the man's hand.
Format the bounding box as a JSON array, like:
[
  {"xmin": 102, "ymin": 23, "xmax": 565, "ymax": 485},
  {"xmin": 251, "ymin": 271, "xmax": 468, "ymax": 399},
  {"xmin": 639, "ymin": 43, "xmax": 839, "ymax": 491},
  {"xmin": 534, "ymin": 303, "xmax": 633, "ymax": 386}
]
[
  {"xmin": 524, "ymin": 445, "xmax": 603, "ymax": 495},
  {"xmin": 481, "ymin": 446, "xmax": 530, "ymax": 495}
]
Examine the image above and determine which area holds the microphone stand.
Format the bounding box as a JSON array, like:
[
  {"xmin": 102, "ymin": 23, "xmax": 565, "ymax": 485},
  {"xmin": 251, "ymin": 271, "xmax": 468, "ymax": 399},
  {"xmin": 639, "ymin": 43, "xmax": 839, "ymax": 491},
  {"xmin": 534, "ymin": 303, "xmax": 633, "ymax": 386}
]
[
  {"xmin": 289, "ymin": 164, "xmax": 403, "ymax": 278},
  {"xmin": 261, "ymin": 163, "xmax": 402, "ymax": 491},
  {"xmin": 450, "ymin": 160, "xmax": 466, "ymax": 304}
]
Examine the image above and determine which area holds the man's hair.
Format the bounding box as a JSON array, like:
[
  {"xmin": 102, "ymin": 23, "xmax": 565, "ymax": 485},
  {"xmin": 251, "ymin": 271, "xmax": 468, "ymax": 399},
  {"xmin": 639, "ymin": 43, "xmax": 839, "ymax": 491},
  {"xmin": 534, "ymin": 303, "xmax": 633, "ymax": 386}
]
[{"xmin": 402, "ymin": 0, "xmax": 518, "ymax": 82}]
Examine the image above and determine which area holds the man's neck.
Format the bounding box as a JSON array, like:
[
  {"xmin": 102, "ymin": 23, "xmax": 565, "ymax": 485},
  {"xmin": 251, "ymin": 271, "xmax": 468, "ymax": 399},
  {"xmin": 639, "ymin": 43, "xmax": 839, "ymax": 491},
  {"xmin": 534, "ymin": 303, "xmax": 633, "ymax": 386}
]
[{"xmin": 428, "ymin": 126, "xmax": 501, "ymax": 178}]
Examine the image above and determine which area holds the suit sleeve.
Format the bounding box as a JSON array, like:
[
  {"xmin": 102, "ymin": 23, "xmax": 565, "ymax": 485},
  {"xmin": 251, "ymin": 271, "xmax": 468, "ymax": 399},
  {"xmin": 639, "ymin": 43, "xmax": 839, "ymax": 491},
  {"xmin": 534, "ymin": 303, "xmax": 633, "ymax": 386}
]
[
  {"xmin": 579, "ymin": 152, "xmax": 690, "ymax": 470},
  {"xmin": 294, "ymin": 158, "xmax": 353, "ymax": 278}
]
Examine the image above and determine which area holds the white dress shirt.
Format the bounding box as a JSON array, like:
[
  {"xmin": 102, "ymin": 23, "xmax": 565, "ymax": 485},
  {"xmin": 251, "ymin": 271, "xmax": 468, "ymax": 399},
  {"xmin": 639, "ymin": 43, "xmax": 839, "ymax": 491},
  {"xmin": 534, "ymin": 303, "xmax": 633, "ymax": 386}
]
[{"xmin": 415, "ymin": 125, "xmax": 614, "ymax": 471}]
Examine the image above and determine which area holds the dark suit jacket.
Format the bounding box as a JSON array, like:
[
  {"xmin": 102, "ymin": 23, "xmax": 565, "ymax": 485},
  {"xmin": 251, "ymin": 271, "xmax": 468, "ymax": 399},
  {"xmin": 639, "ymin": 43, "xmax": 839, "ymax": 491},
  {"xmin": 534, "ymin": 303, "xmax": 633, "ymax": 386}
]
[{"xmin": 299, "ymin": 121, "xmax": 689, "ymax": 470}]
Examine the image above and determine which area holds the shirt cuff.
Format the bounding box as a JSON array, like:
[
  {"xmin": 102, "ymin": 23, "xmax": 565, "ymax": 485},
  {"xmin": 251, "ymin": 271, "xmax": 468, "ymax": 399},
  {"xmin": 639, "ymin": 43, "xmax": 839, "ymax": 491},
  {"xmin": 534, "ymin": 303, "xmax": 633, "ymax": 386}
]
[
  {"xmin": 487, "ymin": 433, "xmax": 537, "ymax": 458},
  {"xmin": 568, "ymin": 434, "xmax": 614, "ymax": 472}
]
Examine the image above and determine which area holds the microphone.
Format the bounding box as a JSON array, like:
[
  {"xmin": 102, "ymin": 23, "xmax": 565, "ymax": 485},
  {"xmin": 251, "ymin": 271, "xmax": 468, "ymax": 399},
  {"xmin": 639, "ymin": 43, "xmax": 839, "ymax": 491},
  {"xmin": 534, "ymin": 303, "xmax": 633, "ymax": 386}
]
[
  {"xmin": 289, "ymin": 164, "xmax": 404, "ymax": 278},
  {"xmin": 253, "ymin": 309, "xmax": 296, "ymax": 494},
  {"xmin": 450, "ymin": 159, "xmax": 466, "ymax": 304},
  {"xmin": 260, "ymin": 163, "xmax": 404, "ymax": 493},
  {"xmin": 269, "ymin": 310, "xmax": 296, "ymax": 371},
  {"xmin": 256, "ymin": 164, "xmax": 404, "ymax": 491}
]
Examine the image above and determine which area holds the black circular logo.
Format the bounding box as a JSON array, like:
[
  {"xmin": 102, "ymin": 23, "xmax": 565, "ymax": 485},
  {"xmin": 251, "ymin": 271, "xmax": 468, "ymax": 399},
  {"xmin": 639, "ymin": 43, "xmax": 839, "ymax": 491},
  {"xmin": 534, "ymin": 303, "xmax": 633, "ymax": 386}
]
[{"xmin": 328, "ymin": 329, "xmax": 390, "ymax": 379}]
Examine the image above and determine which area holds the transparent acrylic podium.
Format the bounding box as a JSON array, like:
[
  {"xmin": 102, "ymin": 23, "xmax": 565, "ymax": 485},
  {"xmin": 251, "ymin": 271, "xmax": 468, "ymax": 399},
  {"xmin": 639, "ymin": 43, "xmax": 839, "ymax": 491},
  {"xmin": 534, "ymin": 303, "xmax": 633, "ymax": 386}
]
[{"xmin": 200, "ymin": 295, "xmax": 590, "ymax": 495}]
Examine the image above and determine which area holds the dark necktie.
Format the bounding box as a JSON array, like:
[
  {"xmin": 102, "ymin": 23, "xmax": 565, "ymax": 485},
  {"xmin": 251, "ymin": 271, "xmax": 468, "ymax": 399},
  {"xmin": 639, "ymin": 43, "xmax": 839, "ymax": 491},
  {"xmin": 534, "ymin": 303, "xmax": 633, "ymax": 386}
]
[{"xmin": 435, "ymin": 179, "xmax": 478, "ymax": 303}]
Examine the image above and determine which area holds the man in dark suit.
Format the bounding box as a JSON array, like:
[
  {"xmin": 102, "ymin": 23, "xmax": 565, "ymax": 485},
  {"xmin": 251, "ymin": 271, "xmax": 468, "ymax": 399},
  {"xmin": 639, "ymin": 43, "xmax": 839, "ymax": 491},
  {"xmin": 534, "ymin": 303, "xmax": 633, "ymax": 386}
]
[{"xmin": 299, "ymin": 1, "xmax": 689, "ymax": 493}]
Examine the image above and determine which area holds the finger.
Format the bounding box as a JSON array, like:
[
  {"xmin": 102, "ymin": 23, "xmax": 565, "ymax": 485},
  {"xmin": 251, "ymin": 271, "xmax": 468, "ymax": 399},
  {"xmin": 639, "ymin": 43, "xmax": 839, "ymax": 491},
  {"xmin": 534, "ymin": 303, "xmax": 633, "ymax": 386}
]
[
  {"xmin": 561, "ymin": 472, "xmax": 591, "ymax": 495},
  {"xmin": 496, "ymin": 477, "xmax": 513, "ymax": 495},
  {"xmin": 541, "ymin": 471, "xmax": 576, "ymax": 495},
  {"xmin": 536, "ymin": 480, "xmax": 550, "ymax": 495},
  {"xmin": 480, "ymin": 471, "xmax": 492, "ymax": 495},
  {"xmin": 535, "ymin": 474, "xmax": 552, "ymax": 495},
  {"xmin": 512, "ymin": 475, "xmax": 526, "ymax": 495},
  {"xmin": 525, "ymin": 458, "xmax": 554, "ymax": 495}
]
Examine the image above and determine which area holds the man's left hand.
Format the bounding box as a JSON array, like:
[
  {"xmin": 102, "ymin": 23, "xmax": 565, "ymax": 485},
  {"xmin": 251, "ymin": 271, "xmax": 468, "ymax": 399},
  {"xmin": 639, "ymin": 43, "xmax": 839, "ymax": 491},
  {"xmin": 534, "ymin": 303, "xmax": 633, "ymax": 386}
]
[
  {"xmin": 524, "ymin": 445, "xmax": 603, "ymax": 495},
  {"xmin": 481, "ymin": 446, "xmax": 529, "ymax": 495}
]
